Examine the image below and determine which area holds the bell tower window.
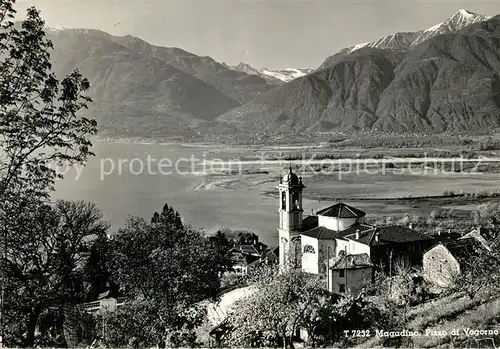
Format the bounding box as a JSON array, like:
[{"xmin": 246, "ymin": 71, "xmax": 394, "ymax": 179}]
[
  {"xmin": 292, "ymin": 192, "xmax": 300, "ymax": 210},
  {"xmin": 281, "ymin": 192, "xmax": 286, "ymax": 210}
]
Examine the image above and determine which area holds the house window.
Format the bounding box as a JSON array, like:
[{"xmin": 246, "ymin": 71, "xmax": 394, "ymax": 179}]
[
  {"xmin": 339, "ymin": 284, "xmax": 346, "ymax": 293},
  {"xmin": 303, "ymin": 244, "xmax": 315, "ymax": 254},
  {"xmin": 339, "ymin": 269, "xmax": 344, "ymax": 278}
]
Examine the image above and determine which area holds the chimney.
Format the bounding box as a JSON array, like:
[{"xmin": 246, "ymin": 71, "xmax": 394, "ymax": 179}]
[
  {"xmin": 311, "ymin": 209, "xmax": 314, "ymax": 216},
  {"xmin": 355, "ymin": 229, "xmax": 360, "ymax": 240}
]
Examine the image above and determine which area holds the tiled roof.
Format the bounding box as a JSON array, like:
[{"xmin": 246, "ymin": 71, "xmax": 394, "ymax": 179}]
[
  {"xmin": 345, "ymin": 225, "xmax": 433, "ymax": 246},
  {"xmin": 461, "ymin": 231, "xmax": 491, "ymax": 251},
  {"xmin": 442, "ymin": 237, "xmax": 486, "ymax": 266},
  {"xmin": 329, "ymin": 253, "xmax": 373, "ymax": 270},
  {"xmin": 301, "ymin": 226, "xmax": 345, "ymax": 240},
  {"xmin": 230, "ymin": 245, "xmax": 261, "ymax": 256},
  {"xmin": 338, "ymin": 223, "xmax": 376, "ymax": 238},
  {"xmin": 316, "ymin": 203, "xmax": 366, "ymax": 218},
  {"xmin": 467, "ymin": 227, "xmax": 499, "ymax": 243}
]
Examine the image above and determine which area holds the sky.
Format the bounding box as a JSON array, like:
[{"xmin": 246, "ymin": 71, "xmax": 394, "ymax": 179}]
[{"xmin": 14, "ymin": 0, "xmax": 500, "ymax": 69}]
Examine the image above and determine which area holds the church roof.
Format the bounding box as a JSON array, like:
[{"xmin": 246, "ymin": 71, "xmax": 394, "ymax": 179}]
[
  {"xmin": 316, "ymin": 203, "xmax": 366, "ymax": 218},
  {"xmin": 301, "ymin": 226, "xmax": 346, "ymax": 240},
  {"xmin": 302, "ymin": 215, "xmax": 318, "ymax": 231},
  {"xmin": 329, "ymin": 253, "xmax": 373, "ymax": 270}
]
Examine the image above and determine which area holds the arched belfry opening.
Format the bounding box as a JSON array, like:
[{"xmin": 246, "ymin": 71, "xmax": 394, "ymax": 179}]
[{"xmin": 277, "ymin": 167, "xmax": 305, "ymax": 268}]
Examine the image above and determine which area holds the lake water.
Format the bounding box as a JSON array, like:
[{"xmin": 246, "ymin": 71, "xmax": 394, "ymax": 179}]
[
  {"xmin": 53, "ymin": 141, "xmax": 500, "ymax": 246},
  {"xmin": 53, "ymin": 141, "xmax": 291, "ymax": 246}
]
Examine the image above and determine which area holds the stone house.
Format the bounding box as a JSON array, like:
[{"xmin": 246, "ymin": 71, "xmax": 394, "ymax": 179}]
[{"xmin": 423, "ymin": 237, "xmax": 487, "ymax": 289}]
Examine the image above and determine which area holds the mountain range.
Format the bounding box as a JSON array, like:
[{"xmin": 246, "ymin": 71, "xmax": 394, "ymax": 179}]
[
  {"xmin": 43, "ymin": 9, "xmax": 500, "ymax": 138},
  {"xmin": 45, "ymin": 28, "xmax": 273, "ymax": 138},
  {"xmin": 219, "ymin": 9, "xmax": 500, "ymax": 134}
]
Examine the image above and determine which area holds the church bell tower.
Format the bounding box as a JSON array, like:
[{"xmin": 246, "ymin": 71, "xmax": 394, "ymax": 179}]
[{"xmin": 277, "ymin": 167, "xmax": 304, "ymax": 268}]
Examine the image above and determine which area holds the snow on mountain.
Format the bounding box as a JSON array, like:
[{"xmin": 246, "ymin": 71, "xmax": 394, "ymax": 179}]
[
  {"xmin": 343, "ymin": 32, "xmax": 420, "ymax": 54},
  {"xmin": 261, "ymin": 68, "xmax": 313, "ymax": 82},
  {"xmin": 411, "ymin": 9, "xmax": 490, "ymax": 47},
  {"xmin": 231, "ymin": 63, "xmax": 313, "ymax": 84},
  {"xmin": 45, "ymin": 25, "xmax": 66, "ymax": 32},
  {"xmin": 341, "ymin": 9, "xmax": 490, "ymax": 55}
]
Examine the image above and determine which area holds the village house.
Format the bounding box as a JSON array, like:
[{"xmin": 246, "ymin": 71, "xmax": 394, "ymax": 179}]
[
  {"xmin": 341, "ymin": 225, "xmax": 435, "ymax": 273},
  {"xmin": 462, "ymin": 226, "xmax": 495, "ymax": 249},
  {"xmin": 422, "ymin": 236, "xmax": 487, "ymax": 289},
  {"xmin": 328, "ymin": 251, "xmax": 373, "ymax": 296},
  {"xmin": 277, "ymin": 168, "xmax": 435, "ymax": 276},
  {"xmin": 229, "ymin": 242, "xmax": 279, "ymax": 275}
]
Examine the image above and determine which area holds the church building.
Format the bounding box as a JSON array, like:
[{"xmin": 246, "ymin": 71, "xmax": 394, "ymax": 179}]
[{"xmin": 277, "ymin": 168, "xmax": 434, "ymax": 278}]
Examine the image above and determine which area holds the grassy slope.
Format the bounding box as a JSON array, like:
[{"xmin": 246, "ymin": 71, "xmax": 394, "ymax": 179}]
[{"xmin": 359, "ymin": 289, "xmax": 500, "ymax": 348}]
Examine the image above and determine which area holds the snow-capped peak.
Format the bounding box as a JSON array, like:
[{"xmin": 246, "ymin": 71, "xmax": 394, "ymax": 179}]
[
  {"xmin": 261, "ymin": 68, "xmax": 309, "ymax": 82},
  {"xmin": 45, "ymin": 25, "xmax": 65, "ymax": 32},
  {"xmin": 445, "ymin": 9, "xmax": 490, "ymax": 29},
  {"xmin": 412, "ymin": 9, "xmax": 490, "ymax": 45},
  {"xmin": 231, "ymin": 62, "xmax": 312, "ymax": 83},
  {"xmin": 456, "ymin": 9, "xmax": 475, "ymax": 18},
  {"xmin": 319, "ymin": 8, "xmax": 491, "ymax": 70},
  {"xmin": 381, "ymin": 9, "xmax": 489, "ymax": 49}
]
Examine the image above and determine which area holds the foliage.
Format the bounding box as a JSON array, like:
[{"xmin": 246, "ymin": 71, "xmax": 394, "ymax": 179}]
[
  {"xmin": 453, "ymin": 237, "xmax": 500, "ymax": 299},
  {"xmin": 0, "ymin": 1, "xmax": 97, "ymax": 206},
  {"xmin": 360, "ymin": 271, "xmax": 420, "ymax": 347},
  {"xmin": 223, "ymin": 269, "xmax": 326, "ymax": 348},
  {"xmin": 0, "ymin": 3, "xmax": 97, "ymax": 346},
  {"xmin": 82, "ymin": 232, "xmax": 117, "ymax": 303},
  {"xmin": 1, "ymin": 200, "xmax": 109, "ymax": 347},
  {"xmin": 105, "ymin": 203, "xmax": 232, "ymax": 347},
  {"xmin": 223, "ymin": 267, "xmax": 411, "ymax": 348},
  {"xmin": 101, "ymin": 299, "xmax": 206, "ymax": 348},
  {"xmin": 473, "ymin": 202, "xmax": 500, "ymax": 229},
  {"xmin": 214, "ymin": 228, "xmax": 260, "ymax": 246}
]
